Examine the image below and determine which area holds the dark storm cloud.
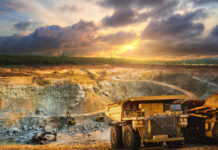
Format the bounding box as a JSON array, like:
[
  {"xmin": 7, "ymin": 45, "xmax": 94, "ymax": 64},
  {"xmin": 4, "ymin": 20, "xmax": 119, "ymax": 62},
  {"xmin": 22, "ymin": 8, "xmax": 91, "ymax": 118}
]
[
  {"xmin": 98, "ymin": 0, "xmax": 134, "ymax": 8},
  {"xmin": 147, "ymin": 0, "xmax": 178, "ymax": 19},
  {"xmin": 14, "ymin": 21, "xmax": 31, "ymax": 31},
  {"xmin": 98, "ymin": 0, "xmax": 166, "ymax": 9},
  {"xmin": 142, "ymin": 9, "xmax": 206, "ymax": 40},
  {"xmin": 136, "ymin": 0, "xmax": 165, "ymax": 8},
  {"xmin": 131, "ymin": 10, "xmax": 218, "ymax": 57},
  {"xmin": 0, "ymin": 20, "xmax": 99, "ymax": 55},
  {"xmin": 99, "ymin": 31, "xmax": 137, "ymax": 45},
  {"xmin": 0, "ymin": 19, "xmax": 141, "ymax": 55},
  {"xmin": 0, "ymin": 28, "xmax": 61, "ymax": 54},
  {"xmin": 101, "ymin": 0, "xmax": 179, "ymax": 27},
  {"xmin": 99, "ymin": 0, "xmax": 218, "ymax": 9},
  {"xmin": 210, "ymin": 25, "xmax": 218, "ymax": 37},
  {"xmin": 128, "ymin": 26, "xmax": 218, "ymax": 57},
  {"xmin": 102, "ymin": 7, "xmax": 141, "ymax": 27},
  {"xmin": 164, "ymin": 26, "xmax": 218, "ymax": 55},
  {"xmin": 183, "ymin": 25, "xmax": 218, "ymax": 54},
  {"xmin": 0, "ymin": 0, "xmax": 26, "ymax": 14}
]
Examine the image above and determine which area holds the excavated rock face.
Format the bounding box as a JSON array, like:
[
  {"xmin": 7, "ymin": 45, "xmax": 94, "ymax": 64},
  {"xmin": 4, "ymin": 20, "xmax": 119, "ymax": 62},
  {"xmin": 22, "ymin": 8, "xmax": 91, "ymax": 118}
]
[
  {"xmin": 96, "ymin": 81, "xmax": 183, "ymax": 101},
  {"xmin": 37, "ymin": 84, "xmax": 85, "ymax": 116},
  {"xmin": 0, "ymin": 83, "xmax": 86, "ymax": 135},
  {"xmin": 151, "ymin": 71, "xmax": 218, "ymax": 99}
]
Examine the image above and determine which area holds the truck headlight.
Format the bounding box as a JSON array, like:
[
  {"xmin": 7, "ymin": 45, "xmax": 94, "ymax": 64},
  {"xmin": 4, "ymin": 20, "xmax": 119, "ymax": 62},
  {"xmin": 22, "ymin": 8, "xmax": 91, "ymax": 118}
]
[{"xmin": 180, "ymin": 117, "xmax": 187, "ymax": 122}]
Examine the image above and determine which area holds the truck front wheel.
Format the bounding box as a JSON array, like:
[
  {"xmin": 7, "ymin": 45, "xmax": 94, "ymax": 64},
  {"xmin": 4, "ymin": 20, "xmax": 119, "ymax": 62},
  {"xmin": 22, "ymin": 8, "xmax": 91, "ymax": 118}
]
[
  {"xmin": 123, "ymin": 125, "xmax": 141, "ymax": 150},
  {"xmin": 110, "ymin": 124, "xmax": 123, "ymax": 148}
]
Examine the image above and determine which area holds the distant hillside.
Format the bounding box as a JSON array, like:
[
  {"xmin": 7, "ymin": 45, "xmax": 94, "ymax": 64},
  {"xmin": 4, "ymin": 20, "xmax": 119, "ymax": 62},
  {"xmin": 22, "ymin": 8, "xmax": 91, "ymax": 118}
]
[
  {"xmin": 0, "ymin": 55, "xmax": 217, "ymax": 66},
  {"xmin": 179, "ymin": 57, "xmax": 218, "ymax": 65}
]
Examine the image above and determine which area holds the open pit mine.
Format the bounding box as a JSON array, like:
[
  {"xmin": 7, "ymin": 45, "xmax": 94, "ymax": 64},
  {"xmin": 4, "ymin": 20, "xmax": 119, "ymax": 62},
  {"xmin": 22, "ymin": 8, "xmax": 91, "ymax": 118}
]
[{"xmin": 0, "ymin": 65, "xmax": 217, "ymax": 150}]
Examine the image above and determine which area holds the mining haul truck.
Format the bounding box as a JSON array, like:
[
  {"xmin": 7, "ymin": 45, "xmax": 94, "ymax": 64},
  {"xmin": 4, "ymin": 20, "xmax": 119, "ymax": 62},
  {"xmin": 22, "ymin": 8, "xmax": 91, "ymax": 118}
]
[
  {"xmin": 105, "ymin": 95, "xmax": 188, "ymax": 150},
  {"xmin": 182, "ymin": 94, "xmax": 218, "ymax": 143}
]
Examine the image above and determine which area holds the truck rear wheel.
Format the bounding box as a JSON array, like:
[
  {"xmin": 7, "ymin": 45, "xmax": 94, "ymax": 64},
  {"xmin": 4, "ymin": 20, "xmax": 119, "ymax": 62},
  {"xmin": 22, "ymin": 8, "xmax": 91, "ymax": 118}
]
[
  {"xmin": 212, "ymin": 122, "xmax": 218, "ymax": 143},
  {"xmin": 110, "ymin": 124, "xmax": 123, "ymax": 148},
  {"xmin": 184, "ymin": 126, "xmax": 198, "ymax": 143},
  {"xmin": 123, "ymin": 125, "xmax": 141, "ymax": 150}
]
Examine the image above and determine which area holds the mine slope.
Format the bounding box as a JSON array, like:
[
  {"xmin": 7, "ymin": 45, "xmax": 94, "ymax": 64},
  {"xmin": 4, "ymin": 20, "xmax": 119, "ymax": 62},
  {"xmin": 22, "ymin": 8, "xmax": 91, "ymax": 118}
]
[{"xmin": 0, "ymin": 65, "xmax": 217, "ymax": 149}]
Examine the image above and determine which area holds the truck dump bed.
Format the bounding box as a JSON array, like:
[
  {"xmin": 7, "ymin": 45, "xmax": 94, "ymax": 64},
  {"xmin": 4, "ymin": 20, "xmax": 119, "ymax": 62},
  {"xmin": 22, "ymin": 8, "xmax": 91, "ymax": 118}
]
[{"xmin": 189, "ymin": 94, "xmax": 218, "ymax": 116}]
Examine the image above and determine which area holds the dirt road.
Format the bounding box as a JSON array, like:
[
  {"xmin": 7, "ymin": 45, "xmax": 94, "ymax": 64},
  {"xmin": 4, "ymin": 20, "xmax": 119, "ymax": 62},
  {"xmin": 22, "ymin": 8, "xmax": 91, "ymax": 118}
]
[{"xmin": 0, "ymin": 143, "xmax": 217, "ymax": 150}]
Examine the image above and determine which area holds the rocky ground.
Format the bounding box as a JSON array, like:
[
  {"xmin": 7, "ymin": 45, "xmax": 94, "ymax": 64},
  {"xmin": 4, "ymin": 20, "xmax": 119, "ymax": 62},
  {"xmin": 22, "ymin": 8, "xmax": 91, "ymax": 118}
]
[{"xmin": 0, "ymin": 65, "xmax": 217, "ymax": 149}]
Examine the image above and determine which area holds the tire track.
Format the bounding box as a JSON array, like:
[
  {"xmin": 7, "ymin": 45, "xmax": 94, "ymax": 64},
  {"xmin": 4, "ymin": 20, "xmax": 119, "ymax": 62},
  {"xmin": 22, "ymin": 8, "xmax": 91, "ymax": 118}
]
[{"xmin": 192, "ymin": 76, "xmax": 218, "ymax": 87}]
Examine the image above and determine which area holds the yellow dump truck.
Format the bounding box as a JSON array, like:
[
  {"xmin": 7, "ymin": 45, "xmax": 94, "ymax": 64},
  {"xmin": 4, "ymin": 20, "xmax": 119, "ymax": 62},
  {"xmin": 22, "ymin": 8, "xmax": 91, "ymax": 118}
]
[
  {"xmin": 183, "ymin": 94, "xmax": 218, "ymax": 143},
  {"xmin": 105, "ymin": 95, "xmax": 189, "ymax": 150}
]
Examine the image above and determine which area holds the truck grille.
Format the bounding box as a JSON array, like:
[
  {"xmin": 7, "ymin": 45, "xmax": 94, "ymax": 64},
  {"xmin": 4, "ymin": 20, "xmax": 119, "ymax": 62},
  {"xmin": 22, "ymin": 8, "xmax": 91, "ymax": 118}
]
[{"xmin": 149, "ymin": 115, "xmax": 178, "ymax": 137}]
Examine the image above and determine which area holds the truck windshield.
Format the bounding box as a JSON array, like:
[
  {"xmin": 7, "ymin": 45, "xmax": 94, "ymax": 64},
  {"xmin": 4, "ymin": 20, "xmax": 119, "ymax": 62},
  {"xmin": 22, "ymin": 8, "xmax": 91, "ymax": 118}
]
[{"xmin": 170, "ymin": 104, "xmax": 182, "ymax": 111}]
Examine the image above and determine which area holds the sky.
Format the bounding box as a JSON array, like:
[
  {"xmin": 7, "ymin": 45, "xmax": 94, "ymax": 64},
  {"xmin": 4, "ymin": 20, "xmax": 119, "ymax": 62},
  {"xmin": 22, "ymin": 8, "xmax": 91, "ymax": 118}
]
[{"xmin": 0, "ymin": 0, "xmax": 218, "ymax": 60}]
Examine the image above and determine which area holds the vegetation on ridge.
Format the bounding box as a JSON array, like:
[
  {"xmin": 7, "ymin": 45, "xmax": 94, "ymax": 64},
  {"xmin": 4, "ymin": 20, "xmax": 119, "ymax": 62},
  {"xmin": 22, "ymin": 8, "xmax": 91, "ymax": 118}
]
[{"xmin": 0, "ymin": 55, "xmax": 217, "ymax": 66}]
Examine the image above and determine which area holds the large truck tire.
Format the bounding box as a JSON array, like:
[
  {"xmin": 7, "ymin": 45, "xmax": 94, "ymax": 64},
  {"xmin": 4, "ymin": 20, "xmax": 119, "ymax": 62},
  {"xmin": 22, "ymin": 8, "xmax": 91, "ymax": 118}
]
[
  {"xmin": 123, "ymin": 125, "xmax": 141, "ymax": 150},
  {"xmin": 184, "ymin": 126, "xmax": 207, "ymax": 144},
  {"xmin": 110, "ymin": 124, "xmax": 123, "ymax": 148},
  {"xmin": 184, "ymin": 116, "xmax": 205, "ymax": 144},
  {"xmin": 184, "ymin": 126, "xmax": 198, "ymax": 143},
  {"xmin": 212, "ymin": 122, "xmax": 218, "ymax": 143}
]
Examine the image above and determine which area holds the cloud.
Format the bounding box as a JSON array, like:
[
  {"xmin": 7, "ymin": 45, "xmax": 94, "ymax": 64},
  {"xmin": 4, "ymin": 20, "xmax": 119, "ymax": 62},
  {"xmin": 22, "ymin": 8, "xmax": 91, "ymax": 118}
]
[
  {"xmin": 99, "ymin": 31, "xmax": 137, "ymax": 45},
  {"xmin": 98, "ymin": 0, "xmax": 166, "ymax": 9},
  {"xmin": 14, "ymin": 21, "xmax": 31, "ymax": 31},
  {"xmin": 192, "ymin": 0, "xmax": 218, "ymax": 5},
  {"xmin": 0, "ymin": 19, "xmax": 140, "ymax": 56},
  {"xmin": 0, "ymin": 0, "xmax": 27, "ymax": 14},
  {"xmin": 99, "ymin": 0, "xmax": 218, "ymax": 9},
  {"xmin": 127, "ymin": 30, "xmax": 218, "ymax": 57},
  {"xmin": 0, "ymin": 20, "xmax": 99, "ymax": 55},
  {"xmin": 59, "ymin": 4, "xmax": 79, "ymax": 13},
  {"xmin": 135, "ymin": 0, "xmax": 166, "ymax": 8},
  {"xmin": 146, "ymin": 0, "xmax": 178, "ymax": 19},
  {"xmin": 182, "ymin": 25, "xmax": 218, "ymax": 55},
  {"xmin": 128, "ymin": 10, "xmax": 217, "ymax": 57},
  {"xmin": 0, "ymin": 7, "xmax": 14, "ymax": 14},
  {"xmin": 100, "ymin": 0, "xmax": 179, "ymax": 27},
  {"xmin": 142, "ymin": 9, "xmax": 206, "ymax": 40},
  {"xmin": 102, "ymin": 7, "xmax": 141, "ymax": 27},
  {"xmin": 98, "ymin": 0, "xmax": 134, "ymax": 9},
  {"xmin": 210, "ymin": 25, "xmax": 218, "ymax": 37}
]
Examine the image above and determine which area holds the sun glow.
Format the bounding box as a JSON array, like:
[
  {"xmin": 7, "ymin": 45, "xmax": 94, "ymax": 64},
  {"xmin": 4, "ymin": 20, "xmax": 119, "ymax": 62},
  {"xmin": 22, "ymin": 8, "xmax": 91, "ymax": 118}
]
[
  {"xmin": 95, "ymin": 39, "xmax": 140, "ymax": 57},
  {"xmin": 118, "ymin": 39, "xmax": 139, "ymax": 54}
]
